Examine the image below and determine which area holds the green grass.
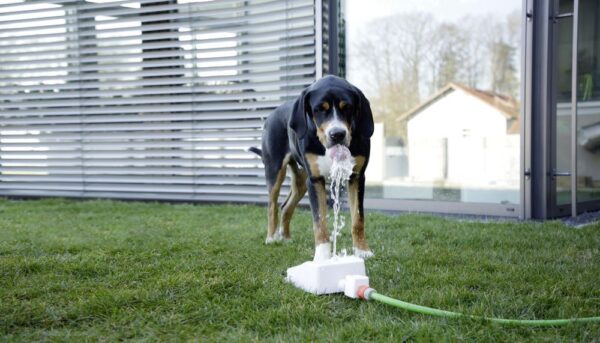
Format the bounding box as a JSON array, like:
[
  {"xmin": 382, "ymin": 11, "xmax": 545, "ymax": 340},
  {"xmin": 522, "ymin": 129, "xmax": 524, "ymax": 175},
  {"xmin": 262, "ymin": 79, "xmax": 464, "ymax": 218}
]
[{"xmin": 1, "ymin": 198, "xmax": 600, "ymax": 342}]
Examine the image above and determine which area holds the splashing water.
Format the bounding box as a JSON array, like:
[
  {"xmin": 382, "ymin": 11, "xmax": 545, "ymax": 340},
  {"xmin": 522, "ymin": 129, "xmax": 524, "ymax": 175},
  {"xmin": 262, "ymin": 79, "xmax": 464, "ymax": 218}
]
[{"xmin": 327, "ymin": 145, "xmax": 355, "ymax": 257}]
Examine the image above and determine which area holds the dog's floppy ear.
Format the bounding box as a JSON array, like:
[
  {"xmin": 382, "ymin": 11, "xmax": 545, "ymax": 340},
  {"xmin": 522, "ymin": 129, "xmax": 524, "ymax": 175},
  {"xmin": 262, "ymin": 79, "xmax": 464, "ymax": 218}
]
[
  {"xmin": 352, "ymin": 86, "xmax": 374, "ymax": 139},
  {"xmin": 289, "ymin": 88, "xmax": 310, "ymax": 139}
]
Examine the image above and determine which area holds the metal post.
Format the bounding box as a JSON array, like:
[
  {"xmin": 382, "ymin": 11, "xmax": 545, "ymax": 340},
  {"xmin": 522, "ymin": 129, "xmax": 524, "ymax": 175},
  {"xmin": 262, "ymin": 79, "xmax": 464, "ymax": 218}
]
[
  {"xmin": 570, "ymin": 0, "xmax": 579, "ymax": 217},
  {"xmin": 328, "ymin": 0, "xmax": 339, "ymax": 76},
  {"xmin": 530, "ymin": 0, "xmax": 552, "ymax": 219},
  {"xmin": 520, "ymin": 0, "xmax": 534, "ymax": 219},
  {"xmin": 315, "ymin": 0, "xmax": 323, "ymax": 79}
]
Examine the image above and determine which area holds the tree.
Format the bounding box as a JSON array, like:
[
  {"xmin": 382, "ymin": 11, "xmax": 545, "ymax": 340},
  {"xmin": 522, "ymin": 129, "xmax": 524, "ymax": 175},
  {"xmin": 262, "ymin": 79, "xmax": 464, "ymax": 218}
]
[
  {"xmin": 353, "ymin": 12, "xmax": 435, "ymax": 138},
  {"xmin": 489, "ymin": 41, "xmax": 518, "ymax": 97},
  {"xmin": 488, "ymin": 10, "xmax": 521, "ymax": 98},
  {"xmin": 352, "ymin": 10, "xmax": 522, "ymax": 142},
  {"xmin": 427, "ymin": 23, "xmax": 465, "ymax": 92}
]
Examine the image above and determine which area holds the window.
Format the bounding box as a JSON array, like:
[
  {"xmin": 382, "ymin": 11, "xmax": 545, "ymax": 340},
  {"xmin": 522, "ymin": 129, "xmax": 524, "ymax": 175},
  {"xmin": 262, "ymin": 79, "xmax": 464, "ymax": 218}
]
[
  {"xmin": 0, "ymin": 0, "xmax": 317, "ymax": 201},
  {"xmin": 345, "ymin": 0, "xmax": 522, "ymax": 210}
]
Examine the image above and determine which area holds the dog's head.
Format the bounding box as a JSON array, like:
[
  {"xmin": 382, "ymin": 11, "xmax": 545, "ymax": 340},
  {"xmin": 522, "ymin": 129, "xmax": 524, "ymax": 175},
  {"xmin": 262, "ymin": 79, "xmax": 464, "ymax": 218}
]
[{"xmin": 289, "ymin": 75, "xmax": 374, "ymax": 148}]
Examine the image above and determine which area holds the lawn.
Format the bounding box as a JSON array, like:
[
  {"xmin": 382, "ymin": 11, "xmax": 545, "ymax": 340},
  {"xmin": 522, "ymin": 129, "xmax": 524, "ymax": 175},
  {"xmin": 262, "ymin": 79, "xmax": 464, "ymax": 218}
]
[{"xmin": 1, "ymin": 198, "xmax": 600, "ymax": 342}]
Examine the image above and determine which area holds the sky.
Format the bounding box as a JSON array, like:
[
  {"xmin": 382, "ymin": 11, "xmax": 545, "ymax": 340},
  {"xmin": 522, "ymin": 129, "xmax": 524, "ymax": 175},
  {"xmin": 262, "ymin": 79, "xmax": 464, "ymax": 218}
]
[{"xmin": 345, "ymin": 0, "xmax": 521, "ymax": 27}]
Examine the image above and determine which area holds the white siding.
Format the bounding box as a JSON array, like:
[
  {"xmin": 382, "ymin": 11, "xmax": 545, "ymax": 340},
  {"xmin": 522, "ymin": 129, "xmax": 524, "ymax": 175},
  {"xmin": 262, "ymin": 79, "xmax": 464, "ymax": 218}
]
[{"xmin": 407, "ymin": 88, "xmax": 517, "ymax": 190}]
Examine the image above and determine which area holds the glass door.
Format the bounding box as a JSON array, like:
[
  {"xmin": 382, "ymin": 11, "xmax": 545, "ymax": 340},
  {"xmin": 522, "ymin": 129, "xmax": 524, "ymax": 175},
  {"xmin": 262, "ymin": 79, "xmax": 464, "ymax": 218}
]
[
  {"xmin": 551, "ymin": 0, "xmax": 600, "ymax": 217},
  {"xmin": 575, "ymin": 0, "xmax": 600, "ymax": 213},
  {"xmin": 344, "ymin": 0, "xmax": 523, "ymax": 216}
]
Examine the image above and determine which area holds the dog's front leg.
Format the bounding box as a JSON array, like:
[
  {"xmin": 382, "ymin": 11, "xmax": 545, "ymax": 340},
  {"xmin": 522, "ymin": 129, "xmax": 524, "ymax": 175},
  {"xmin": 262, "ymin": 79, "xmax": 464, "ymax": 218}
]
[
  {"xmin": 307, "ymin": 177, "xmax": 330, "ymax": 261},
  {"xmin": 348, "ymin": 172, "xmax": 373, "ymax": 259}
]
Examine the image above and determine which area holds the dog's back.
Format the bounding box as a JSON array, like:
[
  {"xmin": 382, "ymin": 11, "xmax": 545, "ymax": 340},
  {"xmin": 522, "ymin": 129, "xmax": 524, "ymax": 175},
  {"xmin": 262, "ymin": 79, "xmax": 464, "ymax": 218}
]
[{"xmin": 249, "ymin": 100, "xmax": 294, "ymax": 164}]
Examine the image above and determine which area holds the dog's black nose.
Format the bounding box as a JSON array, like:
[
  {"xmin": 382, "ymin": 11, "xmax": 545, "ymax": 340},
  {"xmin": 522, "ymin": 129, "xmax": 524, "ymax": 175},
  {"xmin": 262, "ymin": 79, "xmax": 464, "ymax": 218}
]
[{"xmin": 329, "ymin": 128, "xmax": 346, "ymax": 143}]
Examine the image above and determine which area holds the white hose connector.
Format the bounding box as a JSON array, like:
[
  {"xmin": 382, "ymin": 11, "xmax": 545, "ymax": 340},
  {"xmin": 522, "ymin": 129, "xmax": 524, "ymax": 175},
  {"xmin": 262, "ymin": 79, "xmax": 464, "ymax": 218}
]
[
  {"xmin": 357, "ymin": 286, "xmax": 375, "ymax": 301},
  {"xmin": 338, "ymin": 274, "xmax": 369, "ymax": 299}
]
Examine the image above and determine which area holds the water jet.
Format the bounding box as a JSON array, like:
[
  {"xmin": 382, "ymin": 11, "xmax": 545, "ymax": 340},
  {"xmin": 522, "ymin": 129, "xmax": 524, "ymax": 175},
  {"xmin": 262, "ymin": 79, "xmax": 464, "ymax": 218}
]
[{"xmin": 285, "ymin": 145, "xmax": 368, "ymax": 294}]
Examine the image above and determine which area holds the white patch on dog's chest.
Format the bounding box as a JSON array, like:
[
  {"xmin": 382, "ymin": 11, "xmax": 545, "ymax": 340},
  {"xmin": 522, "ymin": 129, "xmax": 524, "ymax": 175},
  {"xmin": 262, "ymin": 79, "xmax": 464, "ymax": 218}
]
[{"xmin": 316, "ymin": 154, "xmax": 333, "ymax": 177}]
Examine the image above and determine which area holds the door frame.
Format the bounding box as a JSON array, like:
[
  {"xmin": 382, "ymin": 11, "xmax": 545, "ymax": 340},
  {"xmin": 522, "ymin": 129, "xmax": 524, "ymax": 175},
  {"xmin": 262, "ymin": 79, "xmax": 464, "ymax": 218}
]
[
  {"xmin": 527, "ymin": 0, "xmax": 569, "ymax": 219},
  {"xmin": 528, "ymin": 0, "xmax": 554, "ymax": 219},
  {"xmin": 528, "ymin": 0, "xmax": 600, "ymax": 219}
]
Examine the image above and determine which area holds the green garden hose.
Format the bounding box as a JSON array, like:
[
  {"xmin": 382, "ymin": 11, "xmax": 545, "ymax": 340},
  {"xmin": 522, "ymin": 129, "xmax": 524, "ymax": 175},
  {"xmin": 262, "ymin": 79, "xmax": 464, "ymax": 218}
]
[{"xmin": 358, "ymin": 287, "xmax": 600, "ymax": 326}]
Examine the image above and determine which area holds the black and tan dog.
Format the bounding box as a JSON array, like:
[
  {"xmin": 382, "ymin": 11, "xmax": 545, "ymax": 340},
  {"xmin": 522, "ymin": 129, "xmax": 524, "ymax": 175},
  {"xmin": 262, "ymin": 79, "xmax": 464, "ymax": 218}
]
[{"xmin": 249, "ymin": 75, "xmax": 374, "ymax": 261}]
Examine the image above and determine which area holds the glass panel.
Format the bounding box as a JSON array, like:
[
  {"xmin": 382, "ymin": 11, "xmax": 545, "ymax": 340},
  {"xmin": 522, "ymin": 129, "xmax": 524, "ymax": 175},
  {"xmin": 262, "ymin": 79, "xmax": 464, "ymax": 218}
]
[
  {"xmin": 345, "ymin": 0, "xmax": 521, "ymax": 204},
  {"xmin": 554, "ymin": 0, "xmax": 574, "ymax": 207},
  {"xmin": 576, "ymin": 0, "xmax": 600, "ymax": 205}
]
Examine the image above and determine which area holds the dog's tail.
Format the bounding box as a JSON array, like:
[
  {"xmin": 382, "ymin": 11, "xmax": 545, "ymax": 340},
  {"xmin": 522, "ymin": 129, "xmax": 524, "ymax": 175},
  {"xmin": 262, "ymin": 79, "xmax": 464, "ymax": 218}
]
[{"xmin": 247, "ymin": 147, "xmax": 262, "ymax": 157}]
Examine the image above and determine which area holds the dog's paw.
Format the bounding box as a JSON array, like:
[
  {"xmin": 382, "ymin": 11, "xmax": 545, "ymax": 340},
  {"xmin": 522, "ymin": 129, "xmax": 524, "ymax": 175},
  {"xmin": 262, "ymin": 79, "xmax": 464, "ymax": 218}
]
[
  {"xmin": 265, "ymin": 236, "xmax": 281, "ymax": 244},
  {"xmin": 353, "ymin": 247, "xmax": 374, "ymax": 259},
  {"xmin": 265, "ymin": 231, "xmax": 283, "ymax": 244},
  {"xmin": 265, "ymin": 228, "xmax": 290, "ymax": 244},
  {"xmin": 313, "ymin": 242, "xmax": 332, "ymax": 261}
]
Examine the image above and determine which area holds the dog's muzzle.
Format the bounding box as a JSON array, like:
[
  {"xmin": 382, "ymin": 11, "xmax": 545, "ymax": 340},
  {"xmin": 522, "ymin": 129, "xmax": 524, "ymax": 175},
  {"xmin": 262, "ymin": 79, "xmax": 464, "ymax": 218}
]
[
  {"xmin": 325, "ymin": 119, "xmax": 350, "ymax": 147},
  {"xmin": 328, "ymin": 127, "xmax": 347, "ymax": 145}
]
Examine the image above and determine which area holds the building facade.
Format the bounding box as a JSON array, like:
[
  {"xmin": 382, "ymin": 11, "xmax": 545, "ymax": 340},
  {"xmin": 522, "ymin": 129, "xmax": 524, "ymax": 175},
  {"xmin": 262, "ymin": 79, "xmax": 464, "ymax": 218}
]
[{"xmin": 0, "ymin": 0, "xmax": 599, "ymax": 219}]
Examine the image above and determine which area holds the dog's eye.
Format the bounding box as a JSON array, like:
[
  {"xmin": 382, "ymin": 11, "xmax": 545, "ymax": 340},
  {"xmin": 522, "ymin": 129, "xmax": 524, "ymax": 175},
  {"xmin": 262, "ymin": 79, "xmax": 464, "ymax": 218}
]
[
  {"xmin": 320, "ymin": 102, "xmax": 330, "ymax": 111},
  {"xmin": 339, "ymin": 101, "xmax": 352, "ymax": 111}
]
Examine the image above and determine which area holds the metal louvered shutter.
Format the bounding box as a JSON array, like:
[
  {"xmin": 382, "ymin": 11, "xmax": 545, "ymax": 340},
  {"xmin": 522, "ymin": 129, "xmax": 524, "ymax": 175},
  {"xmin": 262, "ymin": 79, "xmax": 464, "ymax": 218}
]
[{"xmin": 0, "ymin": 0, "xmax": 319, "ymax": 203}]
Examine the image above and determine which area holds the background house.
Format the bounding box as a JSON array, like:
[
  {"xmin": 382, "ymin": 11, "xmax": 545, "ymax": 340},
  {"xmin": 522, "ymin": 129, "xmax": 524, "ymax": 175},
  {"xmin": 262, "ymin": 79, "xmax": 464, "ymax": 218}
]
[{"xmin": 377, "ymin": 83, "xmax": 520, "ymax": 203}]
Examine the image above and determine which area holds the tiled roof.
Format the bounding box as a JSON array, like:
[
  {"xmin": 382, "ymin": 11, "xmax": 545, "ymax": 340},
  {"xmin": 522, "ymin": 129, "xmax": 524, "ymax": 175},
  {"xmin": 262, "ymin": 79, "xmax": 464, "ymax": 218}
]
[{"xmin": 397, "ymin": 83, "xmax": 520, "ymax": 123}]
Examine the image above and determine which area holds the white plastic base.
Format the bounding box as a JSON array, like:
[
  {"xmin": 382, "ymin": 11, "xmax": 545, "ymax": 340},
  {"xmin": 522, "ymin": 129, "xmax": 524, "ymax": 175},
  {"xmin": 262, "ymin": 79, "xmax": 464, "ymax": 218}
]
[{"xmin": 285, "ymin": 255, "xmax": 367, "ymax": 295}]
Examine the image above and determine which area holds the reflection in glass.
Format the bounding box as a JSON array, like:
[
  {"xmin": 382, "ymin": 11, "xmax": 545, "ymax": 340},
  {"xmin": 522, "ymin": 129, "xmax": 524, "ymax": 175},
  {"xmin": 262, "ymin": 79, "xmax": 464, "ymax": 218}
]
[
  {"xmin": 576, "ymin": 0, "xmax": 600, "ymax": 204},
  {"xmin": 555, "ymin": 0, "xmax": 573, "ymax": 206},
  {"xmin": 346, "ymin": 1, "xmax": 521, "ymax": 204}
]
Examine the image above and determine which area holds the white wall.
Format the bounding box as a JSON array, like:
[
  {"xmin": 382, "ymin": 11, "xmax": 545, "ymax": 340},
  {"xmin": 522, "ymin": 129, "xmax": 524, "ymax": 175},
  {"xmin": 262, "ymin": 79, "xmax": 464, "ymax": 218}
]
[
  {"xmin": 407, "ymin": 89, "xmax": 507, "ymax": 141},
  {"xmin": 365, "ymin": 123, "xmax": 385, "ymax": 183},
  {"xmin": 407, "ymin": 88, "xmax": 517, "ymax": 186},
  {"xmin": 447, "ymin": 136, "xmax": 519, "ymax": 186}
]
